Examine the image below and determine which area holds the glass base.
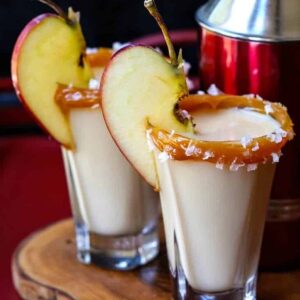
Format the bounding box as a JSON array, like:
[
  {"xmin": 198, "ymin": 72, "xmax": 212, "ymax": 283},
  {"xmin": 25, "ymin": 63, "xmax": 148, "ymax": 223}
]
[
  {"xmin": 74, "ymin": 222, "xmax": 159, "ymax": 270},
  {"xmin": 171, "ymin": 272, "xmax": 257, "ymax": 300}
]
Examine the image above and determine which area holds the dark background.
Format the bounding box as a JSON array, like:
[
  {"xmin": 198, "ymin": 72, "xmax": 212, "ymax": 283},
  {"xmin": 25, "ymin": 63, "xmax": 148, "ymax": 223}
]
[{"xmin": 0, "ymin": 0, "xmax": 207, "ymax": 77}]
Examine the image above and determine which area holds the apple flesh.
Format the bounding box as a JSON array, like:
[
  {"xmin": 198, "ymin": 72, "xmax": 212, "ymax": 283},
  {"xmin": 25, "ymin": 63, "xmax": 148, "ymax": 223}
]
[
  {"xmin": 11, "ymin": 13, "xmax": 92, "ymax": 148},
  {"xmin": 101, "ymin": 45, "xmax": 193, "ymax": 189}
]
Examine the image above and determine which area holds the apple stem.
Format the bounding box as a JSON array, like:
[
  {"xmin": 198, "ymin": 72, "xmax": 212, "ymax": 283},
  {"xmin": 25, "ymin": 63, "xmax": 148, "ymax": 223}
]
[
  {"xmin": 144, "ymin": 0, "xmax": 177, "ymax": 66},
  {"xmin": 37, "ymin": 0, "xmax": 73, "ymax": 25}
]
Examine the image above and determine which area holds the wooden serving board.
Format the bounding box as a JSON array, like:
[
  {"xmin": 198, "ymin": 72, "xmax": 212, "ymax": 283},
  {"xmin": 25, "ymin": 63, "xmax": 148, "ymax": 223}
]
[{"xmin": 12, "ymin": 219, "xmax": 300, "ymax": 300}]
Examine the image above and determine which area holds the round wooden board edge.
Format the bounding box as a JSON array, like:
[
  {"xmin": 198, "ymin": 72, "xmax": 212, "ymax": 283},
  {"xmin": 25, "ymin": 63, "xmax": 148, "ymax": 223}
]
[{"xmin": 11, "ymin": 219, "xmax": 75, "ymax": 300}]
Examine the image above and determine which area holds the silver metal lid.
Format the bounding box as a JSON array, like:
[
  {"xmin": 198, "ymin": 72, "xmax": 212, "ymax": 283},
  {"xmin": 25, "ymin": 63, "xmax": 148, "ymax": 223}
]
[{"xmin": 196, "ymin": 0, "xmax": 300, "ymax": 42}]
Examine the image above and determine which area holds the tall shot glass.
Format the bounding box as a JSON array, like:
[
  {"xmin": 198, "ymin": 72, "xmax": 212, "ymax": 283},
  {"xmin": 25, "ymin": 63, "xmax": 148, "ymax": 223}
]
[
  {"xmin": 62, "ymin": 106, "xmax": 160, "ymax": 270},
  {"xmin": 148, "ymin": 94, "xmax": 294, "ymax": 299}
]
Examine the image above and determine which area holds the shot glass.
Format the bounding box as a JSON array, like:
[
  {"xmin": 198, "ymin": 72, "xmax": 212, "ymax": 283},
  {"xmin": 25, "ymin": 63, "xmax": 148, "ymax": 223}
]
[
  {"xmin": 62, "ymin": 107, "xmax": 160, "ymax": 270},
  {"xmin": 148, "ymin": 94, "xmax": 294, "ymax": 299}
]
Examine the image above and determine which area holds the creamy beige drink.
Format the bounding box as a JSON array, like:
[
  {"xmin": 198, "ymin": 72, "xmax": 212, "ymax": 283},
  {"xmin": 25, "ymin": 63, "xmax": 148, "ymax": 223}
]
[
  {"xmin": 156, "ymin": 108, "xmax": 278, "ymax": 292},
  {"xmin": 67, "ymin": 108, "xmax": 158, "ymax": 236},
  {"xmin": 149, "ymin": 95, "xmax": 294, "ymax": 296},
  {"xmin": 59, "ymin": 61, "xmax": 160, "ymax": 269}
]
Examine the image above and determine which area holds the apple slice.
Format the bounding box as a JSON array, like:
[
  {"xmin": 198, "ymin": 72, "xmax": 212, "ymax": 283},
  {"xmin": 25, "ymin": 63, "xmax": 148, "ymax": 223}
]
[
  {"xmin": 11, "ymin": 2, "xmax": 92, "ymax": 148},
  {"xmin": 101, "ymin": 1, "xmax": 193, "ymax": 189}
]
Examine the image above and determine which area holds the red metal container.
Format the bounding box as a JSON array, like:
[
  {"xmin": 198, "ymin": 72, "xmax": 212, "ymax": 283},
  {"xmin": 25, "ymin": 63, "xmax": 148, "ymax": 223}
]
[{"xmin": 196, "ymin": 0, "xmax": 300, "ymax": 269}]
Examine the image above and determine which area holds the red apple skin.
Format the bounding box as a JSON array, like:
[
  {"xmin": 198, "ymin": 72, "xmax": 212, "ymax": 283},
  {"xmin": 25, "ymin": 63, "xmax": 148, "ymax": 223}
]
[
  {"xmin": 11, "ymin": 13, "xmax": 62, "ymax": 142},
  {"xmin": 100, "ymin": 44, "xmax": 159, "ymax": 190}
]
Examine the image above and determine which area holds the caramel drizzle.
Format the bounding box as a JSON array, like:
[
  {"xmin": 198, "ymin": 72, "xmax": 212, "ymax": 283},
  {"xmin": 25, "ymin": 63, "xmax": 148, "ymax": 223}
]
[
  {"xmin": 55, "ymin": 48, "xmax": 111, "ymax": 111},
  {"xmin": 55, "ymin": 84, "xmax": 101, "ymax": 112},
  {"xmin": 150, "ymin": 94, "xmax": 294, "ymax": 164}
]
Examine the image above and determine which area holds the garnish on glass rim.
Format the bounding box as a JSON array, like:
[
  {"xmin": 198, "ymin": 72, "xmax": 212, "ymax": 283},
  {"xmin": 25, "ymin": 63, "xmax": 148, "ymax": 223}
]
[
  {"xmin": 11, "ymin": 0, "xmax": 92, "ymax": 149},
  {"xmin": 55, "ymin": 84, "xmax": 101, "ymax": 113},
  {"xmin": 149, "ymin": 94, "xmax": 294, "ymax": 165}
]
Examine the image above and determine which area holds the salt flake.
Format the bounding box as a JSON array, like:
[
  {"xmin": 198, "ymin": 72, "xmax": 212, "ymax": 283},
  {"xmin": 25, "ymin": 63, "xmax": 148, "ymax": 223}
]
[
  {"xmin": 247, "ymin": 163, "xmax": 258, "ymax": 172},
  {"xmin": 275, "ymin": 127, "xmax": 287, "ymax": 138},
  {"xmin": 216, "ymin": 160, "xmax": 224, "ymax": 170},
  {"xmin": 229, "ymin": 159, "xmax": 245, "ymax": 171},
  {"xmin": 181, "ymin": 110, "xmax": 191, "ymax": 120},
  {"xmin": 240, "ymin": 135, "xmax": 252, "ymax": 148},
  {"xmin": 183, "ymin": 60, "xmax": 191, "ymax": 75},
  {"xmin": 274, "ymin": 134, "xmax": 283, "ymax": 144},
  {"xmin": 86, "ymin": 47, "xmax": 98, "ymax": 54},
  {"xmin": 251, "ymin": 142, "xmax": 259, "ymax": 151},
  {"xmin": 207, "ymin": 84, "xmax": 222, "ymax": 96},
  {"xmin": 186, "ymin": 78, "xmax": 195, "ymax": 91},
  {"xmin": 267, "ymin": 132, "xmax": 276, "ymax": 142},
  {"xmin": 197, "ymin": 90, "xmax": 205, "ymax": 95},
  {"xmin": 71, "ymin": 92, "xmax": 82, "ymax": 101},
  {"xmin": 265, "ymin": 103, "xmax": 274, "ymax": 114},
  {"xmin": 271, "ymin": 152, "xmax": 280, "ymax": 163},
  {"xmin": 203, "ymin": 150, "xmax": 214, "ymax": 160},
  {"xmin": 158, "ymin": 152, "xmax": 170, "ymax": 163},
  {"xmin": 89, "ymin": 79, "xmax": 99, "ymax": 89},
  {"xmin": 185, "ymin": 145, "xmax": 196, "ymax": 156}
]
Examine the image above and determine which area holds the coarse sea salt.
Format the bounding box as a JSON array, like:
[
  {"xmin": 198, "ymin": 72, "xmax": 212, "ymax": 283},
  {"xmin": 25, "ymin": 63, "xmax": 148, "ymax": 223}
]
[
  {"xmin": 264, "ymin": 103, "xmax": 274, "ymax": 114},
  {"xmin": 240, "ymin": 135, "xmax": 252, "ymax": 148},
  {"xmin": 181, "ymin": 110, "xmax": 191, "ymax": 120},
  {"xmin": 89, "ymin": 78, "xmax": 99, "ymax": 89},
  {"xmin": 186, "ymin": 78, "xmax": 195, "ymax": 91},
  {"xmin": 267, "ymin": 128, "xmax": 287, "ymax": 144},
  {"xmin": 184, "ymin": 60, "xmax": 191, "ymax": 75},
  {"xmin": 251, "ymin": 142, "xmax": 259, "ymax": 152},
  {"xmin": 86, "ymin": 47, "xmax": 98, "ymax": 54},
  {"xmin": 247, "ymin": 163, "xmax": 258, "ymax": 172},
  {"xmin": 207, "ymin": 84, "xmax": 222, "ymax": 96},
  {"xmin": 203, "ymin": 150, "xmax": 214, "ymax": 160},
  {"xmin": 69, "ymin": 92, "xmax": 82, "ymax": 101},
  {"xmin": 158, "ymin": 152, "xmax": 170, "ymax": 163},
  {"xmin": 185, "ymin": 145, "xmax": 196, "ymax": 156},
  {"xmin": 197, "ymin": 90, "xmax": 205, "ymax": 95},
  {"xmin": 216, "ymin": 160, "xmax": 224, "ymax": 170},
  {"xmin": 267, "ymin": 132, "xmax": 276, "ymax": 142},
  {"xmin": 229, "ymin": 158, "xmax": 245, "ymax": 171},
  {"xmin": 271, "ymin": 152, "xmax": 280, "ymax": 163},
  {"xmin": 275, "ymin": 127, "xmax": 287, "ymax": 137}
]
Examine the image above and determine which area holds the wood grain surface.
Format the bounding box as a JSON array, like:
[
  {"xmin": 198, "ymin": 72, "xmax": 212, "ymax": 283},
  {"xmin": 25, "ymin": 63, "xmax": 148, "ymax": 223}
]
[{"xmin": 12, "ymin": 219, "xmax": 300, "ymax": 300}]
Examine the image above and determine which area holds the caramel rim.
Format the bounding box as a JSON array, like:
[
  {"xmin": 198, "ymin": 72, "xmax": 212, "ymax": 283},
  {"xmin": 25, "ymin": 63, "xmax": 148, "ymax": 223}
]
[
  {"xmin": 149, "ymin": 94, "xmax": 294, "ymax": 165},
  {"xmin": 55, "ymin": 84, "xmax": 100, "ymax": 112},
  {"xmin": 54, "ymin": 48, "xmax": 112, "ymax": 111}
]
